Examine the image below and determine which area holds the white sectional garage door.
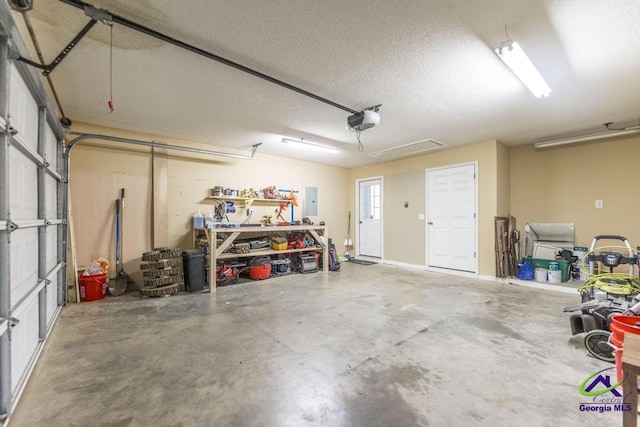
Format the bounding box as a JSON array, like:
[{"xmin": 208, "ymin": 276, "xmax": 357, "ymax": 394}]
[{"xmin": 0, "ymin": 32, "xmax": 66, "ymax": 424}]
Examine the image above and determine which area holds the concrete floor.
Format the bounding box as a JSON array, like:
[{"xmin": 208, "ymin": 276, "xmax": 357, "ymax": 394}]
[{"xmin": 10, "ymin": 262, "xmax": 626, "ymax": 426}]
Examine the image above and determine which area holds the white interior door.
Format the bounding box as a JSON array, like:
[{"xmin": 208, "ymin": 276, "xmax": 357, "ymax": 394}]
[
  {"xmin": 427, "ymin": 164, "xmax": 476, "ymax": 272},
  {"xmin": 357, "ymin": 178, "xmax": 382, "ymax": 258}
]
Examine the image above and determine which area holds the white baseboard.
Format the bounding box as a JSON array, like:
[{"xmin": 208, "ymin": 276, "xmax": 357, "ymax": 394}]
[
  {"xmin": 425, "ymin": 266, "xmax": 478, "ymax": 278},
  {"xmin": 368, "ymin": 262, "xmax": 578, "ymax": 295},
  {"xmin": 383, "ymin": 260, "xmax": 425, "ymax": 271},
  {"xmin": 504, "ymin": 278, "xmax": 578, "ymax": 294}
]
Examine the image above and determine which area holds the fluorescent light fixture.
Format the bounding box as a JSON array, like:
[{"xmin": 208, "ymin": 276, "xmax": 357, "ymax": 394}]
[
  {"xmin": 281, "ymin": 137, "xmax": 339, "ymax": 154},
  {"xmin": 534, "ymin": 128, "xmax": 640, "ymax": 149},
  {"xmin": 495, "ymin": 40, "xmax": 551, "ymax": 98},
  {"xmin": 368, "ymin": 138, "xmax": 446, "ymax": 159}
]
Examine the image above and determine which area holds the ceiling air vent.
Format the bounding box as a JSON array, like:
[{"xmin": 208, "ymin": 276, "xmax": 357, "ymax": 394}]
[{"xmin": 368, "ymin": 139, "xmax": 446, "ymax": 160}]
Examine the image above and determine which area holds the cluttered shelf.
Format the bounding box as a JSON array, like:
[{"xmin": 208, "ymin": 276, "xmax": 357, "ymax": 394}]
[
  {"xmin": 217, "ymin": 246, "xmax": 323, "ymax": 260},
  {"xmin": 206, "ymin": 196, "xmax": 293, "ymax": 208},
  {"xmin": 192, "ymin": 225, "xmax": 329, "ymax": 293}
]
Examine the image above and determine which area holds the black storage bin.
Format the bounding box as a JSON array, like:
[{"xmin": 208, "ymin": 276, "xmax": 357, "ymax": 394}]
[{"xmin": 182, "ymin": 250, "xmax": 206, "ymax": 292}]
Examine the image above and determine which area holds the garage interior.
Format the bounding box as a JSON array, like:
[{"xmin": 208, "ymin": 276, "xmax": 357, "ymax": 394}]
[{"xmin": 2, "ymin": 1, "xmax": 640, "ymax": 426}]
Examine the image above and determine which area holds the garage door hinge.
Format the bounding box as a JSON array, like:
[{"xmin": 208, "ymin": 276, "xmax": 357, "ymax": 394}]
[
  {"xmin": 7, "ymin": 221, "xmax": 18, "ymax": 232},
  {"xmin": 0, "ymin": 413, "xmax": 7, "ymax": 422},
  {"xmin": 8, "ymin": 317, "xmax": 19, "ymax": 328}
]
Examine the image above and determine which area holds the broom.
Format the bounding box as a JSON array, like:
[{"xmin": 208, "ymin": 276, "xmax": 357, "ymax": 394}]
[{"xmin": 344, "ymin": 211, "xmax": 352, "ymax": 259}]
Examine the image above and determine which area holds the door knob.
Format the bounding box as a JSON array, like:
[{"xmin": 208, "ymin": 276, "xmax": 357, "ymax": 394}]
[{"xmin": 428, "ymin": 221, "xmax": 433, "ymax": 225}]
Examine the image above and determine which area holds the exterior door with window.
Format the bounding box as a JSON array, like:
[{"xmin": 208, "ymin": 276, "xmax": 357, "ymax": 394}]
[{"xmin": 358, "ymin": 178, "xmax": 382, "ymax": 258}]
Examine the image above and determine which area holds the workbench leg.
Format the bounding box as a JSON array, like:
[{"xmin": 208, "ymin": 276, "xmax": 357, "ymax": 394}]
[
  {"xmin": 320, "ymin": 228, "xmax": 328, "ymax": 273},
  {"xmin": 623, "ymin": 364, "xmax": 638, "ymax": 427},
  {"xmin": 207, "ymin": 229, "xmax": 216, "ymax": 294}
]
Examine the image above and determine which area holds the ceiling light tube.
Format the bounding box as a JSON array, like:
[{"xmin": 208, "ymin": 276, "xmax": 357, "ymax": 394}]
[
  {"xmin": 534, "ymin": 128, "xmax": 640, "ymax": 149},
  {"xmin": 281, "ymin": 137, "xmax": 339, "ymax": 154},
  {"xmin": 495, "ymin": 40, "xmax": 551, "ymax": 98}
]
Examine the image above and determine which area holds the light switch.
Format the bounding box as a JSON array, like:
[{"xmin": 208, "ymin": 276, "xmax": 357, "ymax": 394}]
[{"xmin": 595, "ymin": 200, "xmax": 603, "ymax": 209}]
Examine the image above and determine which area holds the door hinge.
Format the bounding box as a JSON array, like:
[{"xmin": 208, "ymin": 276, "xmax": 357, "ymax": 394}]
[
  {"xmin": 474, "ymin": 252, "xmax": 477, "ymax": 258},
  {"xmin": 473, "ymin": 213, "xmax": 476, "ymax": 218},
  {"xmin": 7, "ymin": 317, "xmax": 20, "ymax": 329}
]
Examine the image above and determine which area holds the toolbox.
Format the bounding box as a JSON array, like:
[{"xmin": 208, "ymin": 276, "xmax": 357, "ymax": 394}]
[
  {"xmin": 271, "ymin": 236, "xmax": 288, "ymax": 251},
  {"xmin": 250, "ymin": 239, "xmax": 270, "ymax": 249},
  {"xmin": 230, "ymin": 242, "xmax": 250, "ymax": 254}
]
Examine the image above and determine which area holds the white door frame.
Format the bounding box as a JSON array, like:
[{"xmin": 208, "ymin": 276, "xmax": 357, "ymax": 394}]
[
  {"xmin": 355, "ymin": 176, "xmax": 384, "ymax": 260},
  {"xmin": 424, "ymin": 161, "xmax": 479, "ymax": 277}
]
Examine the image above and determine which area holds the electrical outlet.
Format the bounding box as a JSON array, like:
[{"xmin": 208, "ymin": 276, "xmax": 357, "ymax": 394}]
[{"xmin": 595, "ymin": 200, "xmax": 603, "ymax": 209}]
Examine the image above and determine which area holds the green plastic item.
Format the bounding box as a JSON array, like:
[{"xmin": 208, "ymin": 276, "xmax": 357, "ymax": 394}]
[{"xmin": 523, "ymin": 257, "xmax": 571, "ymax": 282}]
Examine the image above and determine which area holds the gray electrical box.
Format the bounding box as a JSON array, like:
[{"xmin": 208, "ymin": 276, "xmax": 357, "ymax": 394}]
[{"xmin": 305, "ymin": 186, "xmax": 318, "ymax": 216}]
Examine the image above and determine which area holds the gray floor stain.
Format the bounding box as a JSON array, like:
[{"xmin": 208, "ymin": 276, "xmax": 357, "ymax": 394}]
[
  {"xmin": 463, "ymin": 316, "xmax": 524, "ymax": 341},
  {"xmin": 342, "ymin": 364, "xmax": 430, "ymax": 427}
]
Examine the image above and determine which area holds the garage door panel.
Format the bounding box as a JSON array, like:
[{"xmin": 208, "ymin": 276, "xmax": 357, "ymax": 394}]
[
  {"xmin": 9, "ymin": 146, "xmax": 38, "ymax": 220},
  {"xmin": 3, "ymin": 24, "xmax": 66, "ymax": 420},
  {"xmin": 9, "ymin": 64, "xmax": 39, "ymax": 151},
  {"xmin": 46, "ymin": 225, "xmax": 58, "ymax": 272},
  {"xmin": 44, "ymin": 124, "xmax": 58, "ymax": 171},
  {"xmin": 46, "ymin": 276, "xmax": 58, "ymax": 326},
  {"xmin": 45, "ymin": 175, "xmax": 58, "ymax": 219},
  {"xmin": 10, "ymin": 294, "xmax": 40, "ymax": 394},
  {"xmin": 10, "ymin": 228, "xmax": 39, "ymax": 308}
]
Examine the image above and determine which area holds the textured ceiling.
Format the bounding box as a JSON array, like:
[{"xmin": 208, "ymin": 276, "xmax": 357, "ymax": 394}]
[{"xmin": 10, "ymin": 0, "xmax": 640, "ymax": 167}]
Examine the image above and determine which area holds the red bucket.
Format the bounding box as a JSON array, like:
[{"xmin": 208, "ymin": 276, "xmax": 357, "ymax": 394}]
[
  {"xmin": 79, "ymin": 273, "xmax": 107, "ymax": 302},
  {"xmin": 610, "ymin": 315, "xmax": 640, "ymax": 381}
]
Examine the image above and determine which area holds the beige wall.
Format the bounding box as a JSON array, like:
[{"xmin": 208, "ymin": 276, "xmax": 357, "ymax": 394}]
[
  {"xmin": 69, "ymin": 123, "xmax": 349, "ymax": 287},
  {"xmin": 70, "ymin": 120, "xmax": 640, "ymax": 283},
  {"xmin": 69, "ymin": 122, "xmax": 516, "ymax": 281},
  {"xmin": 348, "ymin": 140, "xmax": 502, "ymax": 276},
  {"xmin": 496, "ymin": 141, "xmax": 511, "ymax": 217},
  {"xmin": 383, "ymin": 170, "xmax": 426, "ymax": 265},
  {"xmin": 510, "ymin": 134, "xmax": 640, "ymax": 248}
]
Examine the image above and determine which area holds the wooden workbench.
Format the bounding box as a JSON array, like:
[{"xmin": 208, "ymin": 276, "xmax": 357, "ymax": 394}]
[{"xmin": 193, "ymin": 225, "xmax": 328, "ymax": 292}]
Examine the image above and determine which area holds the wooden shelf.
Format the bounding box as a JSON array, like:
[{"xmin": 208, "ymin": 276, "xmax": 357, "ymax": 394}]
[
  {"xmin": 192, "ymin": 225, "xmax": 328, "ymax": 293},
  {"xmin": 217, "ymin": 246, "xmax": 323, "ymax": 260},
  {"xmin": 206, "ymin": 196, "xmax": 293, "ymax": 208}
]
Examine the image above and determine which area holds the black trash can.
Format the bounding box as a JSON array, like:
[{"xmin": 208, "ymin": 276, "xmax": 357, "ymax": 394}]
[{"xmin": 182, "ymin": 250, "xmax": 205, "ymax": 292}]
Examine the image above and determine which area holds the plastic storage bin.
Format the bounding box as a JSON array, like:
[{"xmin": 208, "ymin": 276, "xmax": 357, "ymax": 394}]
[{"xmin": 523, "ymin": 257, "xmax": 571, "ymax": 282}]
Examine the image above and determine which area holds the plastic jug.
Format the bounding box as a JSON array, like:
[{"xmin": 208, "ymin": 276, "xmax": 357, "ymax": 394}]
[
  {"xmin": 205, "ymin": 211, "xmax": 214, "ymax": 228},
  {"xmin": 193, "ymin": 210, "xmax": 204, "ymax": 228}
]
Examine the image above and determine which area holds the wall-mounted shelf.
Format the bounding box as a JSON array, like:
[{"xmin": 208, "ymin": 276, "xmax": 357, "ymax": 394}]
[{"xmin": 206, "ymin": 196, "xmax": 294, "ymax": 208}]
